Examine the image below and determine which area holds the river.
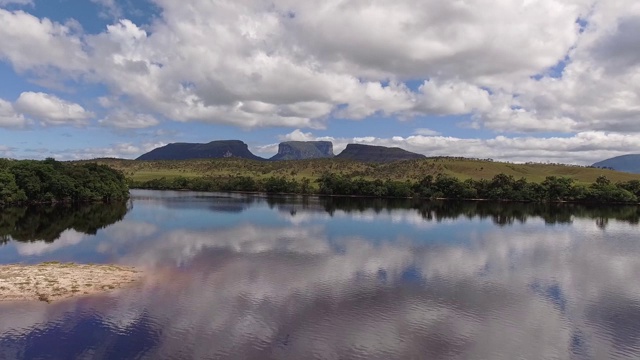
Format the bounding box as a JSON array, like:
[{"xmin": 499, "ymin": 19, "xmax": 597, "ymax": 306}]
[{"xmin": 0, "ymin": 190, "xmax": 639, "ymax": 359}]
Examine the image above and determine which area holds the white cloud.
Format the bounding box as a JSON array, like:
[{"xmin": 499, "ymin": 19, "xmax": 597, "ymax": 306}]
[
  {"xmin": 1, "ymin": 0, "xmax": 640, "ymax": 137},
  {"xmin": 253, "ymin": 143, "xmax": 279, "ymax": 155},
  {"xmin": 67, "ymin": 142, "xmax": 166, "ymax": 160},
  {"xmin": 14, "ymin": 230, "xmax": 86, "ymax": 256},
  {"xmin": 99, "ymin": 109, "xmax": 160, "ymax": 129},
  {"xmin": 0, "ymin": 9, "xmax": 86, "ymax": 73},
  {"xmin": 22, "ymin": 141, "xmax": 166, "ymax": 160},
  {"xmin": 14, "ymin": 92, "xmax": 94, "ymax": 126},
  {"xmin": 0, "ymin": 145, "xmax": 15, "ymax": 158},
  {"xmin": 0, "ymin": 98, "xmax": 28, "ymax": 128},
  {"xmin": 377, "ymin": 132, "xmax": 640, "ymax": 164},
  {"xmin": 254, "ymin": 128, "xmax": 325, "ymax": 154},
  {"xmin": 280, "ymin": 0, "xmax": 591, "ymax": 83},
  {"xmin": 413, "ymin": 128, "xmax": 440, "ymax": 136},
  {"xmin": 90, "ymin": 0, "xmax": 122, "ymax": 19},
  {"xmin": 279, "ymin": 129, "xmax": 315, "ymax": 141},
  {"xmin": 414, "ymin": 81, "xmax": 492, "ymax": 116},
  {"xmin": 0, "ymin": 1, "xmax": 591, "ymax": 130}
]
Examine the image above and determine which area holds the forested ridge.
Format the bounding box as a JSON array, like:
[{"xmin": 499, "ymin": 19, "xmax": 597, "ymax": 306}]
[
  {"xmin": 131, "ymin": 172, "xmax": 640, "ymax": 204},
  {"xmin": 0, "ymin": 158, "xmax": 129, "ymax": 207}
]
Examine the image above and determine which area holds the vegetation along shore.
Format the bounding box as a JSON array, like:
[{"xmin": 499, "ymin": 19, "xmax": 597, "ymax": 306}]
[
  {"xmin": 0, "ymin": 158, "xmax": 129, "ymax": 207},
  {"xmin": 90, "ymin": 157, "xmax": 640, "ymax": 204},
  {"xmin": 3, "ymin": 156, "xmax": 640, "ymax": 204}
]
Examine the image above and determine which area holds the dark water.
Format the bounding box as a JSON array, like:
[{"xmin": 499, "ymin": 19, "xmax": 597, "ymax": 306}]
[{"xmin": 1, "ymin": 190, "xmax": 640, "ymax": 360}]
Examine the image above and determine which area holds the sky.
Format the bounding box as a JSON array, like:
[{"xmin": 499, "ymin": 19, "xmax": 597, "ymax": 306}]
[{"xmin": 0, "ymin": 0, "xmax": 640, "ymax": 164}]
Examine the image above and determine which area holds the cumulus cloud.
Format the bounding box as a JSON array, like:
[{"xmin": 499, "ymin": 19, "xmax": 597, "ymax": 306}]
[
  {"xmin": 278, "ymin": 129, "xmax": 315, "ymax": 141},
  {"xmin": 0, "ymin": 9, "xmax": 86, "ymax": 73},
  {"xmin": 14, "ymin": 92, "xmax": 93, "ymax": 126},
  {"xmin": 99, "ymin": 109, "xmax": 160, "ymax": 129},
  {"xmin": 1, "ymin": 0, "xmax": 640, "ymax": 160},
  {"xmin": 0, "ymin": 0, "xmax": 605, "ymax": 131},
  {"xmin": 0, "ymin": 98, "xmax": 28, "ymax": 128}
]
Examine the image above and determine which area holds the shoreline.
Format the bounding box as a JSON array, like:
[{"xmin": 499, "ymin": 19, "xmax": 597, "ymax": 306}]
[
  {"xmin": 0, "ymin": 262, "xmax": 143, "ymax": 303},
  {"xmin": 129, "ymin": 188, "xmax": 640, "ymax": 206}
]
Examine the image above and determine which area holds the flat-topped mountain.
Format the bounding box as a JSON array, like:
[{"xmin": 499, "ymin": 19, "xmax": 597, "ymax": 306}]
[
  {"xmin": 270, "ymin": 141, "xmax": 334, "ymax": 161},
  {"xmin": 335, "ymin": 144, "xmax": 426, "ymax": 163},
  {"xmin": 593, "ymin": 154, "xmax": 640, "ymax": 174},
  {"xmin": 136, "ymin": 140, "xmax": 264, "ymax": 161}
]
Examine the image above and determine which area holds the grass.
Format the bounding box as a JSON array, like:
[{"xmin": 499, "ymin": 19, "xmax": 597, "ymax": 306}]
[
  {"xmin": 81, "ymin": 157, "xmax": 640, "ymax": 185},
  {"xmin": 436, "ymin": 159, "xmax": 640, "ymax": 184},
  {"xmin": 131, "ymin": 170, "xmax": 202, "ymax": 182}
]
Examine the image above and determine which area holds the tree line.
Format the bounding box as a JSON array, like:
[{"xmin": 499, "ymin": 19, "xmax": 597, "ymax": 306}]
[
  {"xmin": 130, "ymin": 172, "xmax": 640, "ymax": 204},
  {"xmin": 0, "ymin": 158, "xmax": 129, "ymax": 207}
]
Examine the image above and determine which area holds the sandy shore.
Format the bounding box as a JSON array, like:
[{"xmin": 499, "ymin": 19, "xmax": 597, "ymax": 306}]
[{"xmin": 0, "ymin": 262, "xmax": 143, "ymax": 303}]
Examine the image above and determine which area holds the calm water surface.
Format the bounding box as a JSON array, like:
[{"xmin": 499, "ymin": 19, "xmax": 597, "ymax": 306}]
[{"xmin": 1, "ymin": 190, "xmax": 639, "ymax": 359}]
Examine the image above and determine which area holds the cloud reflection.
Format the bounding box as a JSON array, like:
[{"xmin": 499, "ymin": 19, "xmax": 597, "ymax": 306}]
[
  {"xmin": 13, "ymin": 230, "xmax": 86, "ymax": 256},
  {"xmin": 1, "ymin": 196, "xmax": 640, "ymax": 359}
]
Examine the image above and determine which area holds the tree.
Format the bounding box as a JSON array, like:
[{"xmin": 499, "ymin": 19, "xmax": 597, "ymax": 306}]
[
  {"xmin": 542, "ymin": 176, "xmax": 574, "ymax": 201},
  {"xmin": 1, "ymin": 159, "xmax": 129, "ymax": 206},
  {"xmin": 0, "ymin": 170, "xmax": 26, "ymax": 205},
  {"xmin": 588, "ymin": 175, "xmax": 637, "ymax": 203}
]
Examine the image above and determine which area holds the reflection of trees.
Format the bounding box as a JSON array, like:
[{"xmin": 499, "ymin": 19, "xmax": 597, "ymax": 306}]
[
  {"xmin": 313, "ymin": 197, "xmax": 640, "ymax": 228},
  {"xmin": 0, "ymin": 201, "xmax": 128, "ymax": 243},
  {"xmin": 596, "ymin": 217, "xmax": 609, "ymax": 230},
  {"xmin": 146, "ymin": 192, "xmax": 640, "ymax": 229}
]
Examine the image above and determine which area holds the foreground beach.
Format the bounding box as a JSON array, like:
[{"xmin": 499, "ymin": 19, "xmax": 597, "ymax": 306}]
[{"xmin": 0, "ymin": 262, "xmax": 143, "ymax": 303}]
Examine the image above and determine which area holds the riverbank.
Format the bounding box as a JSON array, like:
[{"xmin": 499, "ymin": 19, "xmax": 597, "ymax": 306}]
[
  {"xmin": 126, "ymin": 171, "xmax": 640, "ymax": 204},
  {"xmin": 0, "ymin": 262, "xmax": 143, "ymax": 303}
]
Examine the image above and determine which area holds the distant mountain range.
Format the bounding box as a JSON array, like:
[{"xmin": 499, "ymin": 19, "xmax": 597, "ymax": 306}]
[
  {"xmin": 335, "ymin": 144, "xmax": 426, "ymax": 163},
  {"xmin": 136, "ymin": 140, "xmax": 426, "ymax": 163},
  {"xmin": 592, "ymin": 154, "xmax": 640, "ymax": 174}
]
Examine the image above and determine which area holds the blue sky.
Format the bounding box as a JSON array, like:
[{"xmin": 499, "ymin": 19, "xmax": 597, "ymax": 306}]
[{"xmin": 1, "ymin": 0, "xmax": 640, "ymax": 164}]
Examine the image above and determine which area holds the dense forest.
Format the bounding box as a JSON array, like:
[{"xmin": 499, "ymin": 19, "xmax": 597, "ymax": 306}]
[
  {"xmin": 130, "ymin": 172, "xmax": 640, "ymax": 204},
  {"xmin": 0, "ymin": 158, "xmax": 129, "ymax": 207}
]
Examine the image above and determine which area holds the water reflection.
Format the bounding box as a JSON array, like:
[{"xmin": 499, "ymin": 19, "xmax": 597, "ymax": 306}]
[
  {"xmin": 0, "ymin": 201, "xmax": 128, "ymax": 243},
  {"xmin": 0, "ymin": 191, "xmax": 639, "ymax": 359}
]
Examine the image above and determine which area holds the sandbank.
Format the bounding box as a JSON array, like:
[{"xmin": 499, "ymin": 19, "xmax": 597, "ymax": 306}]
[{"xmin": 0, "ymin": 262, "xmax": 143, "ymax": 303}]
